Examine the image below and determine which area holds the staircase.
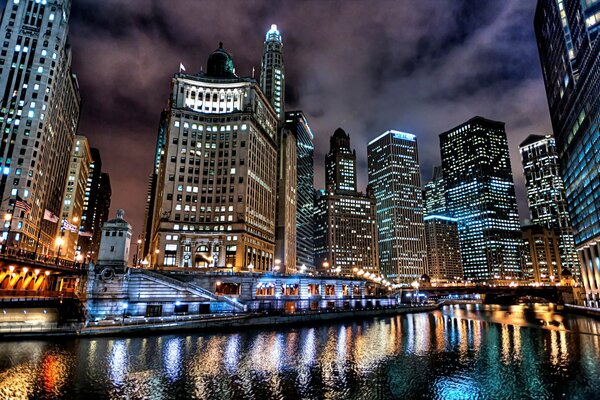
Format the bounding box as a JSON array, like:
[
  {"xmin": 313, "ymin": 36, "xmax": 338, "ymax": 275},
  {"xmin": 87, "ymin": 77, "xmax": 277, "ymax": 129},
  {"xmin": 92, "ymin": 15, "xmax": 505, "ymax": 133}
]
[{"xmin": 138, "ymin": 270, "xmax": 246, "ymax": 312}]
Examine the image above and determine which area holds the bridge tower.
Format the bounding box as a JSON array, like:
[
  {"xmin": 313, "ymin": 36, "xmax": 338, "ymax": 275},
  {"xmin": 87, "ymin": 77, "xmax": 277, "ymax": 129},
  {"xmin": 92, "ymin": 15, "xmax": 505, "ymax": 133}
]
[{"xmin": 85, "ymin": 209, "xmax": 132, "ymax": 321}]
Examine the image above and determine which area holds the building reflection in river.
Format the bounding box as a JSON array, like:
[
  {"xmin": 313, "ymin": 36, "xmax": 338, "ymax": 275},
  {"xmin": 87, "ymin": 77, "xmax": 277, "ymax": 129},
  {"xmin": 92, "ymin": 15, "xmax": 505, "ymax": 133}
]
[{"xmin": 0, "ymin": 304, "xmax": 599, "ymax": 399}]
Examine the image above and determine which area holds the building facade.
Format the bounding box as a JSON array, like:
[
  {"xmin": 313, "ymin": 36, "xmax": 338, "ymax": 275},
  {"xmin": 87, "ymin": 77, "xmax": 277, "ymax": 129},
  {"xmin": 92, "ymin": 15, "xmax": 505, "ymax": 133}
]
[
  {"xmin": 78, "ymin": 147, "xmax": 111, "ymax": 262},
  {"xmin": 147, "ymin": 43, "xmax": 279, "ymax": 273},
  {"xmin": 535, "ymin": 0, "xmax": 600, "ymax": 306},
  {"xmin": 440, "ymin": 116, "xmax": 522, "ymax": 282},
  {"xmin": 522, "ymin": 224, "xmax": 563, "ymax": 285},
  {"xmin": 0, "ymin": 0, "xmax": 80, "ymax": 254},
  {"xmin": 260, "ymin": 24, "xmax": 297, "ymax": 274},
  {"xmin": 315, "ymin": 128, "xmax": 379, "ymax": 276},
  {"xmin": 519, "ymin": 134, "xmax": 579, "ymax": 276},
  {"xmin": 424, "ymin": 215, "xmax": 463, "ymax": 283},
  {"xmin": 286, "ymin": 111, "xmax": 315, "ymax": 272},
  {"xmin": 424, "ymin": 166, "xmax": 447, "ymax": 216},
  {"xmin": 58, "ymin": 135, "xmax": 90, "ymax": 260},
  {"xmin": 367, "ymin": 130, "xmax": 427, "ymax": 284}
]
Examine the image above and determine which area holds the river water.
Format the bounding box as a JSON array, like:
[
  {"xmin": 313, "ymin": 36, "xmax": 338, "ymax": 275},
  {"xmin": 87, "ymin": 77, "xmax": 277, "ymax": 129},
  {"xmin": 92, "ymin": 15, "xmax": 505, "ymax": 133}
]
[{"xmin": 0, "ymin": 304, "xmax": 599, "ymax": 399}]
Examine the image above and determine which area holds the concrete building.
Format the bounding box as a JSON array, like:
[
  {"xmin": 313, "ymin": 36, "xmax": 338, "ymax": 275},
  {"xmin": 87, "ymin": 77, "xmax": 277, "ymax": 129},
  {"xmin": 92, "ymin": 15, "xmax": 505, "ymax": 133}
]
[
  {"xmin": 315, "ymin": 128, "xmax": 379, "ymax": 276},
  {"xmin": 522, "ymin": 224, "xmax": 563, "ymax": 285},
  {"xmin": 147, "ymin": 43, "xmax": 279, "ymax": 273},
  {"xmin": 367, "ymin": 130, "xmax": 427, "ymax": 284},
  {"xmin": 78, "ymin": 148, "xmax": 112, "ymax": 261},
  {"xmin": 58, "ymin": 135, "xmax": 90, "ymax": 260},
  {"xmin": 440, "ymin": 116, "xmax": 522, "ymax": 282},
  {"xmin": 519, "ymin": 134, "xmax": 578, "ymax": 277},
  {"xmin": 424, "ymin": 215, "xmax": 463, "ymax": 283},
  {"xmin": 286, "ymin": 111, "xmax": 315, "ymax": 272},
  {"xmin": 260, "ymin": 24, "xmax": 297, "ymax": 274},
  {"xmin": 424, "ymin": 166, "xmax": 447, "ymax": 216},
  {"xmin": 534, "ymin": 0, "xmax": 600, "ymax": 306},
  {"xmin": 0, "ymin": 0, "xmax": 80, "ymax": 254}
]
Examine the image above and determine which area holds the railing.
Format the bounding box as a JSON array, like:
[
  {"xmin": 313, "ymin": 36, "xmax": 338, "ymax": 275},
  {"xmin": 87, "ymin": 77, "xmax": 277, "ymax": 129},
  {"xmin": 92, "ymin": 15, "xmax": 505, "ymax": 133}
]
[
  {"xmin": 138, "ymin": 270, "xmax": 246, "ymax": 311},
  {"xmin": 0, "ymin": 322, "xmax": 83, "ymax": 334},
  {"xmin": 0, "ymin": 248, "xmax": 88, "ymax": 271},
  {"xmin": 0, "ymin": 290, "xmax": 78, "ymax": 300}
]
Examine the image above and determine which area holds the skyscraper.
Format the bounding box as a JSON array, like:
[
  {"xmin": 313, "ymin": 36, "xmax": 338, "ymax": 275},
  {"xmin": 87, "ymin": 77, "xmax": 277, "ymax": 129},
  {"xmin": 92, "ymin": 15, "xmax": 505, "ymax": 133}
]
[
  {"xmin": 424, "ymin": 215, "xmax": 463, "ymax": 283},
  {"xmin": 367, "ymin": 130, "xmax": 427, "ymax": 284},
  {"xmin": 0, "ymin": 0, "xmax": 80, "ymax": 254},
  {"xmin": 58, "ymin": 135, "xmax": 90, "ymax": 260},
  {"xmin": 78, "ymin": 148, "xmax": 111, "ymax": 260},
  {"xmin": 315, "ymin": 128, "xmax": 378, "ymax": 276},
  {"xmin": 260, "ymin": 24, "xmax": 284, "ymax": 122},
  {"xmin": 147, "ymin": 43, "xmax": 279, "ymax": 272},
  {"xmin": 535, "ymin": 0, "xmax": 600, "ymax": 305},
  {"xmin": 286, "ymin": 111, "xmax": 315, "ymax": 272},
  {"xmin": 440, "ymin": 116, "xmax": 522, "ymax": 282},
  {"xmin": 519, "ymin": 134, "xmax": 578, "ymax": 276},
  {"xmin": 424, "ymin": 166, "xmax": 447, "ymax": 216},
  {"xmin": 522, "ymin": 224, "xmax": 562, "ymax": 285},
  {"xmin": 260, "ymin": 24, "xmax": 297, "ymax": 274}
]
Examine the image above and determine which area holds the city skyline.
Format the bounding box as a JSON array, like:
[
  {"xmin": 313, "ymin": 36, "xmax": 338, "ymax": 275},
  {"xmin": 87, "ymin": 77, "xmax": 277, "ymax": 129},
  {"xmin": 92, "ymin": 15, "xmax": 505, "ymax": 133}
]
[{"xmin": 68, "ymin": 1, "xmax": 551, "ymax": 237}]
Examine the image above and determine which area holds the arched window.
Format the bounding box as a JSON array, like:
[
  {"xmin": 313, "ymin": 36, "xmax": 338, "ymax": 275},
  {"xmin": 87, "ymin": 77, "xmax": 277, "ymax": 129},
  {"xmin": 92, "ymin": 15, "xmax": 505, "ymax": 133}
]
[{"xmin": 196, "ymin": 245, "xmax": 209, "ymax": 253}]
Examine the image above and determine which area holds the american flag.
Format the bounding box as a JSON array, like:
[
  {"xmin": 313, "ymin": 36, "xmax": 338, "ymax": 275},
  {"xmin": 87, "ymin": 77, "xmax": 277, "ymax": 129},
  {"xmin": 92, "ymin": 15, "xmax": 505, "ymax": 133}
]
[
  {"xmin": 15, "ymin": 196, "xmax": 31, "ymax": 214},
  {"xmin": 62, "ymin": 219, "xmax": 78, "ymax": 233}
]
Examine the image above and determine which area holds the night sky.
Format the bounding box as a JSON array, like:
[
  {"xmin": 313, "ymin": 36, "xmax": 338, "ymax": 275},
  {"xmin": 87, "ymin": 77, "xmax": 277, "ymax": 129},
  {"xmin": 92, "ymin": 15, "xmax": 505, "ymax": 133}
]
[{"xmin": 69, "ymin": 0, "xmax": 551, "ymax": 237}]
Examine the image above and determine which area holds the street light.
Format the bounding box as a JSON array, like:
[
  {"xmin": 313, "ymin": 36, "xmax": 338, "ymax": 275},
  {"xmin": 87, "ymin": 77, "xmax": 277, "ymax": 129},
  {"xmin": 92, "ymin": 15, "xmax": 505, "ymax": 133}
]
[
  {"xmin": 274, "ymin": 258, "xmax": 281, "ymax": 274},
  {"xmin": 248, "ymin": 263, "xmax": 254, "ymax": 273},
  {"xmin": 154, "ymin": 248, "xmax": 160, "ymax": 270}
]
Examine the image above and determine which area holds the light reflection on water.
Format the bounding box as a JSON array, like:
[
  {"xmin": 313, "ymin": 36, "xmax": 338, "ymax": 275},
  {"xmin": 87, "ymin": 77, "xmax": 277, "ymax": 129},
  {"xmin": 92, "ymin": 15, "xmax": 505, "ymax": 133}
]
[{"xmin": 0, "ymin": 304, "xmax": 598, "ymax": 399}]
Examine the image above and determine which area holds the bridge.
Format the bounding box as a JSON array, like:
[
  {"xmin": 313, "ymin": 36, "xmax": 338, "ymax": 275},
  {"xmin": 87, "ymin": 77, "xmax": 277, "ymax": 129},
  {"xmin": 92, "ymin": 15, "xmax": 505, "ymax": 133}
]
[
  {"xmin": 0, "ymin": 250, "xmax": 86, "ymax": 300},
  {"xmin": 414, "ymin": 284, "xmax": 580, "ymax": 305}
]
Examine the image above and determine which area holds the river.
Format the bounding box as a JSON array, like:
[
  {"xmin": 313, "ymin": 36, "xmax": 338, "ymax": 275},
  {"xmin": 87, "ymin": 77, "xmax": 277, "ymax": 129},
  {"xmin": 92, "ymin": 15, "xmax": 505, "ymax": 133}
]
[{"xmin": 0, "ymin": 304, "xmax": 599, "ymax": 399}]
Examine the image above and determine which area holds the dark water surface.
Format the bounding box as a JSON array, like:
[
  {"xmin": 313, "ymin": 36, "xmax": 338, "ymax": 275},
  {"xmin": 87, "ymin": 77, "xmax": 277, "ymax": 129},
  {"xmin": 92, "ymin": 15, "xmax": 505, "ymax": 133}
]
[{"xmin": 0, "ymin": 304, "xmax": 599, "ymax": 399}]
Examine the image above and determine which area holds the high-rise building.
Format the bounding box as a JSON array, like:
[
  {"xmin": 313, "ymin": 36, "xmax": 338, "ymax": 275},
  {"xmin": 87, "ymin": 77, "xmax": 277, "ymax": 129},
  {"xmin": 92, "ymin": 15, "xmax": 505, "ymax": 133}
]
[
  {"xmin": 147, "ymin": 43, "xmax": 278, "ymax": 272},
  {"xmin": 260, "ymin": 24, "xmax": 296, "ymax": 274},
  {"xmin": 424, "ymin": 215, "xmax": 463, "ymax": 283},
  {"xmin": 424, "ymin": 166, "xmax": 447, "ymax": 216},
  {"xmin": 78, "ymin": 148, "xmax": 111, "ymax": 261},
  {"xmin": 535, "ymin": 0, "xmax": 600, "ymax": 305},
  {"xmin": 367, "ymin": 130, "xmax": 427, "ymax": 284},
  {"xmin": 440, "ymin": 116, "xmax": 522, "ymax": 282},
  {"xmin": 142, "ymin": 110, "xmax": 168, "ymax": 260},
  {"xmin": 519, "ymin": 134, "xmax": 578, "ymax": 275},
  {"xmin": 315, "ymin": 128, "xmax": 378, "ymax": 276},
  {"xmin": 0, "ymin": 0, "xmax": 80, "ymax": 254},
  {"xmin": 522, "ymin": 225, "xmax": 563, "ymax": 285},
  {"xmin": 286, "ymin": 111, "xmax": 315, "ymax": 272},
  {"xmin": 326, "ymin": 128, "xmax": 357, "ymax": 192},
  {"xmin": 58, "ymin": 135, "xmax": 90, "ymax": 260},
  {"xmin": 260, "ymin": 24, "xmax": 284, "ymax": 122}
]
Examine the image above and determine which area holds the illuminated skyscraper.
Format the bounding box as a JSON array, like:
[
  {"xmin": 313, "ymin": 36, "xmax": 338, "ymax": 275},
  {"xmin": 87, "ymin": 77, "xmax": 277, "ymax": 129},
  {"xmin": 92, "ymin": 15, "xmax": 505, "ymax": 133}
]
[
  {"xmin": 367, "ymin": 130, "xmax": 427, "ymax": 283},
  {"xmin": 424, "ymin": 215, "xmax": 463, "ymax": 283},
  {"xmin": 519, "ymin": 134, "xmax": 578, "ymax": 277},
  {"xmin": 147, "ymin": 43, "xmax": 279, "ymax": 272},
  {"xmin": 315, "ymin": 128, "xmax": 378, "ymax": 275},
  {"xmin": 0, "ymin": 0, "xmax": 80, "ymax": 254},
  {"xmin": 260, "ymin": 24, "xmax": 284, "ymax": 122},
  {"xmin": 286, "ymin": 111, "xmax": 315, "ymax": 272},
  {"xmin": 424, "ymin": 166, "xmax": 447, "ymax": 216},
  {"xmin": 261, "ymin": 24, "xmax": 296, "ymax": 273},
  {"xmin": 535, "ymin": 0, "xmax": 600, "ymax": 306},
  {"xmin": 440, "ymin": 116, "xmax": 522, "ymax": 282}
]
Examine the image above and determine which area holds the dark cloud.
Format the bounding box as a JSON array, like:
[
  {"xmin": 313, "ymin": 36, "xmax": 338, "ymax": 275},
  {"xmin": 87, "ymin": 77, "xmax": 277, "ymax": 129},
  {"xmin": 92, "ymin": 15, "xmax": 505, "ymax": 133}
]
[{"xmin": 70, "ymin": 0, "xmax": 550, "ymax": 236}]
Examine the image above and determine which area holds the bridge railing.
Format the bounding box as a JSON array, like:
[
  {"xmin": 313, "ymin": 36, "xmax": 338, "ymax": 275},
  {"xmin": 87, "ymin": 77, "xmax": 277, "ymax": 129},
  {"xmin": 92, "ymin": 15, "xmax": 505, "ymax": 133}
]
[
  {"xmin": 0, "ymin": 248, "xmax": 88, "ymax": 271},
  {"xmin": 0, "ymin": 290, "xmax": 79, "ymax": 300}
]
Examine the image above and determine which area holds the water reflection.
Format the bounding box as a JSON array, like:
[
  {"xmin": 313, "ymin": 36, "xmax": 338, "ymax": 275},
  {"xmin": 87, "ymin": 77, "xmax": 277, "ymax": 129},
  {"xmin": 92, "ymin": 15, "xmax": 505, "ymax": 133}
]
[{"xmin": 0, "ymin": 304, "xmax": 599, "ymax": 399}]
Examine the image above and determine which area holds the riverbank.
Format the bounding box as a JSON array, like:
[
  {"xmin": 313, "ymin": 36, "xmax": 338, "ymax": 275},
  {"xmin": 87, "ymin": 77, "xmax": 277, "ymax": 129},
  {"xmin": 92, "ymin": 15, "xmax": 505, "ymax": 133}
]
[
  {"xmin": 0, "ymin": 304, "xmax": 439, "ymax": 339},
  {"xmin": 563, "ymin": 304, "xmax": 600, "ymax": 320}
]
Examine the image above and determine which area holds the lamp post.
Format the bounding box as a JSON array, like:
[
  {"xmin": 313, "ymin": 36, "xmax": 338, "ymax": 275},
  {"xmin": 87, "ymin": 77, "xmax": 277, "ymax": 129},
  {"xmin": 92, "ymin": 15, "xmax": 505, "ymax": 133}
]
[
  {"xmin": 248, "ymin": 263, "xmax": 254, "ymax": 274},
  {"xmin": 274, "ymin": 258, "xmax": 281, "ymax": 275},
  {"xmin": 154, "ymin": 248, "xmax": 160, "ymax": 270},
  {"xmin": 55, "ymin": 235, "xmax": 64, "ymax": 263},
  {"xmin": 136, "ymin": 237, "xmax": 142, "ymax": 267}
]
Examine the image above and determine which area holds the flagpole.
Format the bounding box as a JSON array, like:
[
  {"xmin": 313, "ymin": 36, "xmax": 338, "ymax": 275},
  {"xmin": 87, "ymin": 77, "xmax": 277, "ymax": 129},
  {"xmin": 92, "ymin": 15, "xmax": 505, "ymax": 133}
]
[{"xmin": 33, "ymin": 215, "xmax": 43, "ymax": 261}]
